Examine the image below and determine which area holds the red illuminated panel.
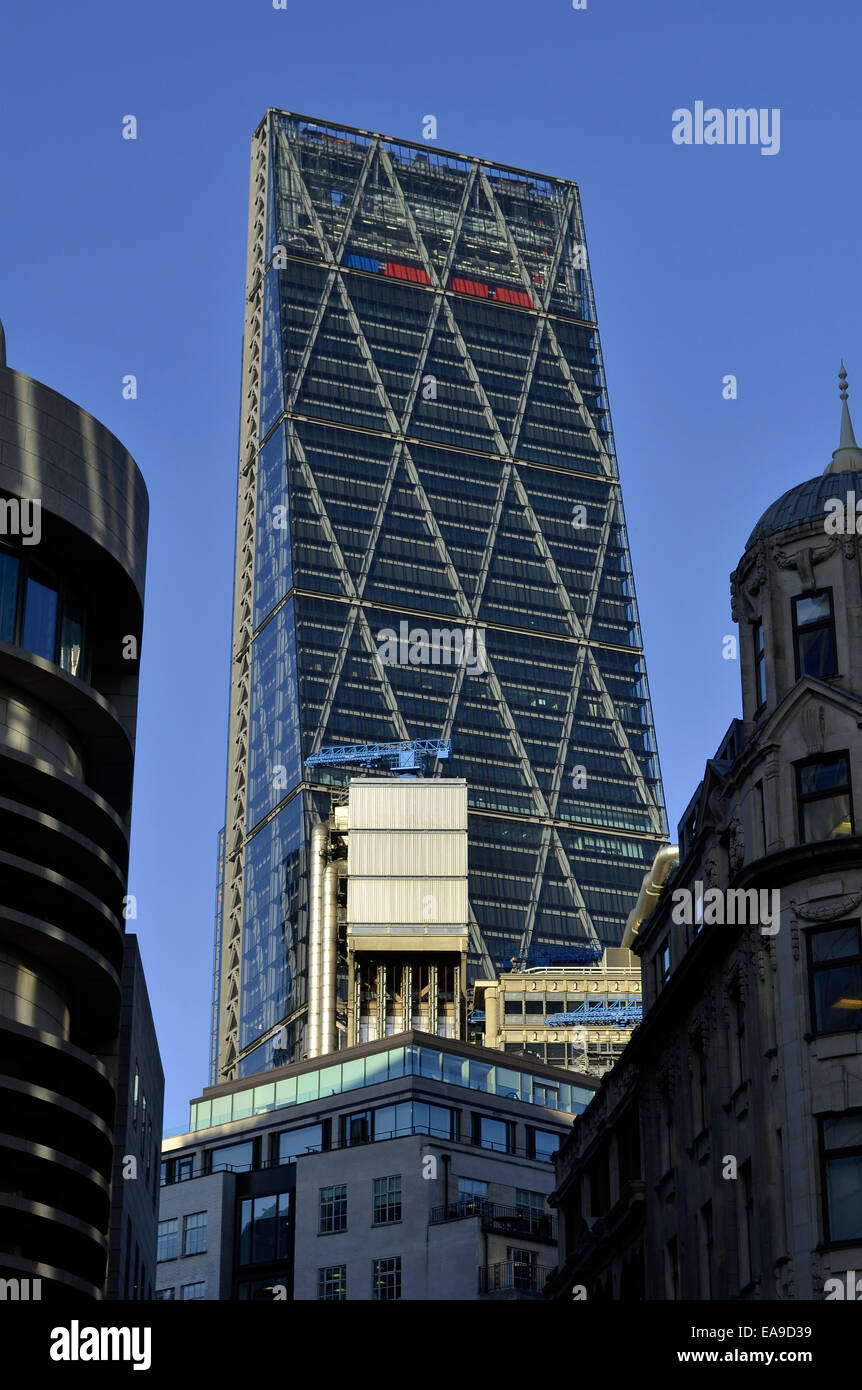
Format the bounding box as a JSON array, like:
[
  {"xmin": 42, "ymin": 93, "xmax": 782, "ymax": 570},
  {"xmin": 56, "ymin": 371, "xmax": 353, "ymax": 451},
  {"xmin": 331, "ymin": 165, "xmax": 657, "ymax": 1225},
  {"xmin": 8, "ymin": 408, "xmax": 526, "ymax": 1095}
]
[
  {"xmin": 493, "ymin": 286, "xmax": 533, "ymax": 307},
  {"xmin": 449, "ymin": 276, "xmax": 489, "ymax": 297},
  {"xmin": 383, "ymin": 262, "xmax": 430, "ymax": 284}
]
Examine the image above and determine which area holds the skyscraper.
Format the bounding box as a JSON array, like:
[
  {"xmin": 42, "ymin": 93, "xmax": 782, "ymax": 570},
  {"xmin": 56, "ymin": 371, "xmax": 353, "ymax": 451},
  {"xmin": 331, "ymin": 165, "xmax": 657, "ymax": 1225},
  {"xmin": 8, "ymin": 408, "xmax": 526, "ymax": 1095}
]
[{"xmin": 214, "ymin": 110, "xmax": 666, "ymax": 1082}]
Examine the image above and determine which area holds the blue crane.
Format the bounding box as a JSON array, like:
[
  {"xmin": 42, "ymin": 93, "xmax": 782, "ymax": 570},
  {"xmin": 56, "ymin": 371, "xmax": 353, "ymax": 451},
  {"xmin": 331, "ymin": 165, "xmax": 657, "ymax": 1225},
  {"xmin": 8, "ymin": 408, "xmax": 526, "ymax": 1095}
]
[
  {"xmin": 545, "ymin": 1000, "xmax": 643, "ymax": 1027},
  {"xmin": 305, "ymin": 737, "xmax": 451, "ymax": 777}
]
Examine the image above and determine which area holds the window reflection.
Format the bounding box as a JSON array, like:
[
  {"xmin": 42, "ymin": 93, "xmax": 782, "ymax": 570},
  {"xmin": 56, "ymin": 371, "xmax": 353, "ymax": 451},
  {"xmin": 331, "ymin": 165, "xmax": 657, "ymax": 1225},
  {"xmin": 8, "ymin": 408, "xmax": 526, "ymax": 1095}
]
[
  {"xmin": 22, "ymin": 574, "xmax": 58, "ymax": 661},
  {"xmin": 0, "ymin": 549, "xmax": 19, "ymax": 643},
  {"xmin": 189, "ymin": 1043, "xmax": 588, "ymax": 1132}
]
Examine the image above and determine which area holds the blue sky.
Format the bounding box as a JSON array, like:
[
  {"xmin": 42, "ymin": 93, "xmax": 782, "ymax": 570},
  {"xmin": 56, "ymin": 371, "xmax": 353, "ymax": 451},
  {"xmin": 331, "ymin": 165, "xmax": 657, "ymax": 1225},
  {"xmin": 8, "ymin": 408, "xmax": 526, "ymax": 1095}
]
[{"xmin": 1, "ymin": 0, "xmax": 859, "ymax": 1131}]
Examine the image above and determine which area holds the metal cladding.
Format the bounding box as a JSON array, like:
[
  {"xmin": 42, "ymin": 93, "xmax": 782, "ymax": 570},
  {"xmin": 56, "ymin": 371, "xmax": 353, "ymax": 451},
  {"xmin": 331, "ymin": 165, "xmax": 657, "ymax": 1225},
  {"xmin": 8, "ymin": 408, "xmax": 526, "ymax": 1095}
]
[
  {"xmin": 346, "ymin": 778, "xmax": 469, "ymax": 954},
  {"xmin": 320, "ymin": 861, "xmax": 339, "ymax": 1054},
  {"xmin": 306, "ymin": 820, "xmax": 329, "ymax": 1059},
  {"xmin": 0, "ymin": 355, "xmax": 148, "ymax": 1297}
]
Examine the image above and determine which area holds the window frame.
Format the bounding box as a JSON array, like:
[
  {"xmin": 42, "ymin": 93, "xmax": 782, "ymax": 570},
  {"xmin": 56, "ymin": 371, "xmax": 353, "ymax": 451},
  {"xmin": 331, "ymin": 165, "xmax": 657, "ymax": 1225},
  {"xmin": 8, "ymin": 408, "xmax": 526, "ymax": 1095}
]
[
  {"xmin": 796, "ymin": 751, "xmax": 854, "ymax": 844},
  {"xmin": 792, "ymin": 587, "xmax": 837, "ymax": 682},
  {"xmin": 156, "ymin": 1218, "xmax": 178, "ymax": 1263},
  {"xmin": 819, "ymin": 1109, "xmax": 862, "ymax": 1247},
  {"xmin": 472, "ymin": 1112, "xmax": 515, "ymax": 1155},
  {"xmin": 317, "ymin": 1264, "xmax": 347, "ymax": 1301},
  {"xmin": 372, "ymin": 1255, "xmax": 402, "ymax": 1301},
  {"xmin": 372, "ymin": 1174, "xmax": 402, "ymax": 1226},
  {"xmin": 239, "ymin": 1191, "xmax": 291, "ymax": 1266},
  {"xmin": 319, "ymin": 1183, "xmax": 348, "ymax": 1235},
  {"xmin": 182, "ymin": 1210, "xmax": 207, "ymax": 1257},
  {"xmin": 806, "ymin": 920, "xmax": 862, "ymax": 1037},
  {"xmin": 527, "ymin": 1125, "xmax": 565, "ymax": 1163},
  {"xmin": 0, "ymin": 538, "xmax": 89, "ymax": 677},
  {"xmin": 180, "ymin": 1281, "xmax": 206, "ymax": 1301},
  {"xmin": 206, "ymin": 1137, "xmax": 257, "ymax": 1175}
]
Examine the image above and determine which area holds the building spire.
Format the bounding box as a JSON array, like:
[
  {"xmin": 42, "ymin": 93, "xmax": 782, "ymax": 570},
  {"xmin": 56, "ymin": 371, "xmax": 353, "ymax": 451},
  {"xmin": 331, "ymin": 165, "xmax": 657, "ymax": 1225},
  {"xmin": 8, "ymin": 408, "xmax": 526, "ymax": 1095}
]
[{"xmin": 827, "ymin": 362, "xmax": 862, "ymax": 472}]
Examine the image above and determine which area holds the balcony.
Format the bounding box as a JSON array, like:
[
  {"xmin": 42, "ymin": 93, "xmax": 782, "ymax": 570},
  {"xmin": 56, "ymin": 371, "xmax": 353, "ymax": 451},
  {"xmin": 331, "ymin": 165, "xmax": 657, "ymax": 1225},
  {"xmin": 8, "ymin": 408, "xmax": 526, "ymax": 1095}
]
[
  {"xmin": 429, "ymin": 1201, "xmax": 557, "ymax": 1244},
  {"xmin": 478, "ymin": 1261, "xmax": 552, "ymax": 1297}
]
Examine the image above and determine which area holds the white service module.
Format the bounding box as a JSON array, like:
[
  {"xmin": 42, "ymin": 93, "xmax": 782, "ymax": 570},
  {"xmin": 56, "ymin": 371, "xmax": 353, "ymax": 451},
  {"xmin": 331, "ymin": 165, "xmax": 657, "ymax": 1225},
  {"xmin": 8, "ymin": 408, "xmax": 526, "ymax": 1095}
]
[{"xmin": 346, "ymin": 778, "xmax": 469, "ymax": 950}]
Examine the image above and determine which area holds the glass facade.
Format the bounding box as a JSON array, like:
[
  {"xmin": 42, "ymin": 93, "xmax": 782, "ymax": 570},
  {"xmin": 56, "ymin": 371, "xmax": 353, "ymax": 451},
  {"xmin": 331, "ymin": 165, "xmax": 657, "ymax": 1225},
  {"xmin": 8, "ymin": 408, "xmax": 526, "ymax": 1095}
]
[
  {"xmin": 189, "ymin": 1041, "xmax": 594, "ymax": 1131},
  {"xmin": 223, "ymin": 111, "xmax": 667, "ymax": 1074}
]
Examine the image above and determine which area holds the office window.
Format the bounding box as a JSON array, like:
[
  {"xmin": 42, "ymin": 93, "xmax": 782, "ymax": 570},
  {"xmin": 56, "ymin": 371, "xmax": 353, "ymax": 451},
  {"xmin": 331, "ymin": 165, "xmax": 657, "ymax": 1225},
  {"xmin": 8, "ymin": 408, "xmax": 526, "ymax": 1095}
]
[
  {"xmin": 182, "ymin": 1211, "xmax": 207, "ymax": 1256},
  {"xmin": 177, "ymin": 1155, "xmax": 195, "ymax": 1182},
  {"xmin": 154, "ymin": 1288, "xmax": 174, "ymax": 1301},
  {"xmin": 239, "ymin": 1192, "xmax": 291, "ymax": 1264},
  {"xmin": 319, "ymin": 1184, "xmax": 347, "ymax": 1234},
  {"xmin": 372, "ymin": 1255, "xmax": 401, "ymax": 1301},
  {"xmin": 797, "ymin": 754, "xmax": 854, "ymax": 842},
  {"xmin": 181, "ymin": 1281, "xmax": 206, "ymax": 1300},
  {"xmin": 132, "ymin": 1064, "xmax": 139, "ymax": 1129},
  {"xmin": 503, "ymin": 997, "xmax": 523, "ymax": 1016},
  {"xmin": 207, "ymin": 1139, "xmax": 255, "ymax": 1173},
  {"xmin": 528, "ymin": 1127, "xmax": 563, "ymax": 1162},
  {"xmin": 372, "ymin": 1175, "xmax": 402, "ymax": 1225},
  {"xmin": 808, "ymin": 923, "xmax": 862, "ymax": 1035},
  {"xmin": 277, "ymin": 1123, "xmax": 324, "ymax": 1164},
  {"xmin": 457, "ymin": 1177, "xmax": 488, "ymax": 1214},
  {"xmin": 533, "ymin": 1082, "xmax": 559, "ymax": 1109},
  {"xmin": 792, "ymin": 590, "xmax": 837, "ymax": 680},
  {"xmin": 753, "ymin": 620, "xmax": 766, "ymax": 708},
  {"xmin": 318, "ymin": 1265, "xmax": 347, "ymax": 1301},
  {"xmin": 342, "ymin": 1111, "xmax": 372, "ymax": 1146},
  {"xmin": 821, "ymin": 1112, "xmax": 862, "ymax": 1243},
  {"xmin": 472, "ymin": 1114, "xmax": 514, "ymax": 1154},
  {"xmin": 162, "ymin": 1155, "xmax": 195, "ymax": 1186},
  {"xmin": 373, "ymin": 1101, "xmax": 412, "ymax": 1141},
  {"xmin": 156, "ymin": 1218, "xmax": 178, "ymax": 1263},
  {"xmin": 515, "ymin": 1188, "xmax": 545, "ymax": 1221},
  {"xmin": 506, "ymin": 1247, "xmax": 538, "ymax": 1291},
  {"xmin": 21, "ymin": 572, "xmax": 58, "ymax": 661},
  {"xmin": 0, "ymin": 548, "xmax": 19, "ymax": 643}
]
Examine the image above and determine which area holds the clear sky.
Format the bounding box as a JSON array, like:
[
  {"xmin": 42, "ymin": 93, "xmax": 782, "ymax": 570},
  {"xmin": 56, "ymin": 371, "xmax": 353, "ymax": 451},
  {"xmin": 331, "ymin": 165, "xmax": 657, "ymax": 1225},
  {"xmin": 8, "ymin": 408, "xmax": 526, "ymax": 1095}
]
[{"xmin": 1, "ymin": 0, "xmax": 859, "ymax": 1131}]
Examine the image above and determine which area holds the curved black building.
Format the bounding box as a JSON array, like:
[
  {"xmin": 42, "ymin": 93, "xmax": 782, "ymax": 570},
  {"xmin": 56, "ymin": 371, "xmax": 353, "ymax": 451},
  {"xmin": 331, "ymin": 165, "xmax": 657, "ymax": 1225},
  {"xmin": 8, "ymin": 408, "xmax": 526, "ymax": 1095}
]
[{"xmin": 0, "ymin": 325, "xmax": 148, "ymax": 1299}]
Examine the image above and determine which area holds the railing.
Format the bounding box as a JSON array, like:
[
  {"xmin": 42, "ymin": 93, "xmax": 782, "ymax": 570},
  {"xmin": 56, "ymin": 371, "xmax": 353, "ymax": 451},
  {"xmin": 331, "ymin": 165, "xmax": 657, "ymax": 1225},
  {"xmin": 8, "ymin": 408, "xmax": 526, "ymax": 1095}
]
[
  {"xmin": 429, "ymin": 1202, "xmax": 557, "ymax": 1243},
  {"xmin": 478, "ymin": 1262, "xmax": 552, "ymax": 1295},
  {"xmin": 481, "ymin": 1206, "xmax": 557, "ymax": 1243}
]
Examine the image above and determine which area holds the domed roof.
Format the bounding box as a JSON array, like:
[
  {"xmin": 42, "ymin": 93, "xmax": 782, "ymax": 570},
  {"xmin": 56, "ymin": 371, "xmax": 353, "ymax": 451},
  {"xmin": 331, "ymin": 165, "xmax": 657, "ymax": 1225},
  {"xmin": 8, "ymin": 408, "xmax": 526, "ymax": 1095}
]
[
  {"xmin": 745, "ymin": 468, "xmax": 862, "ymax": 550},
  {"xmin": 745, "ymin": 366, "xmax": 862, "ymax": 551}
]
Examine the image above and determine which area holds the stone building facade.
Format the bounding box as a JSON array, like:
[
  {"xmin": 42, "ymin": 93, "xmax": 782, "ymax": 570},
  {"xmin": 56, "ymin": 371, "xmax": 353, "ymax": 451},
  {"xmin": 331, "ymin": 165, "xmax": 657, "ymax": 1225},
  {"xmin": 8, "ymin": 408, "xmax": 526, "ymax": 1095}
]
[{"xmin": 547, "ymin": 375, "xmax": 862, "ymax": 1301}]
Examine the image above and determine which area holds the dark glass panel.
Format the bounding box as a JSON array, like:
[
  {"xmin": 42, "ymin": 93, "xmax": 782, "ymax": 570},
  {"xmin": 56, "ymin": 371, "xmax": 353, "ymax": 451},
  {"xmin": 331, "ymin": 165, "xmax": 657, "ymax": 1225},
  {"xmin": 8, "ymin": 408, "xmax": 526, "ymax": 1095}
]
[{"xmin": 22, "ymin": 575, "xmax": 57, "ymax": 660}]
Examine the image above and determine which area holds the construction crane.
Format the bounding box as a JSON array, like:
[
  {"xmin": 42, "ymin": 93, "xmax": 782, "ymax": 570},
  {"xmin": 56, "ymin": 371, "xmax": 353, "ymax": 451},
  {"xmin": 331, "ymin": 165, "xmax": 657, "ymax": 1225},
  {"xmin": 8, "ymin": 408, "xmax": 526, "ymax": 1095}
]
[{"xmin": 305, "ymin": 737, "xmax": 451, "ymax": 777}]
